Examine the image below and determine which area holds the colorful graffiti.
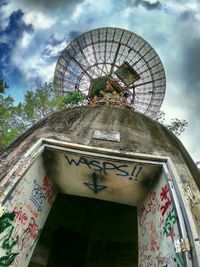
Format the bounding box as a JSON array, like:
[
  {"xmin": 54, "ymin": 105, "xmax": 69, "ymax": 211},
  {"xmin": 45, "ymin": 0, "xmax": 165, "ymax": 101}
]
[
  {"xmin": 0, "ymin": 210, "xmax": 40, "ymax": 266},
  {"xmin": 138, "ymin": 175, "xmax": 184, "ymax": 267},
  {"xmin": 30, "ymin": 175, "xmax": 55, "ymax": 211},
  {"xmin": 0, "ymin": 156, "xmax": 56, "ymax": 267},
  {"xmin": 0, "ymin": 212, "xmax": 19, "ymax": 267},
  {"xmin": 163, "ymin": 209, "xmax": 176, "ymax": 236},
  {"xmin": 0, "ymin": 154, "xmax": 33, "ymax": 203}
]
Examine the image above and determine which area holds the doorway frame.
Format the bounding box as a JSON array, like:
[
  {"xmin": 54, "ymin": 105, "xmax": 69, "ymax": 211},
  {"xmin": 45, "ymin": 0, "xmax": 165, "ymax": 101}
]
[{"xmin": 1, "ymin": 137, "xmax": 199, "ymax": 266}]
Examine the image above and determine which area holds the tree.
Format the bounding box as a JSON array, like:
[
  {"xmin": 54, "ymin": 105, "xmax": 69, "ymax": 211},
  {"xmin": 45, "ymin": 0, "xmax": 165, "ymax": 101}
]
[
  {"xmin": 0, "ymin": 81, "xmax": 87, "ymax": 151},
  {"xmin": 153, "ymin": 111, "xmax": 188, "ymax": 137},
  {"xmin": 0, "ymin": 80, "xmax": 26, "ymax": 150}
]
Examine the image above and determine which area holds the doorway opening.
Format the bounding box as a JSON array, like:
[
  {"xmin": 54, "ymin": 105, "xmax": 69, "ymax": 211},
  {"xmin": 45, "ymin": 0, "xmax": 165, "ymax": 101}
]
[{"xmin": 29, "ymin": 194, "xmax": 138, "ymax": 267}]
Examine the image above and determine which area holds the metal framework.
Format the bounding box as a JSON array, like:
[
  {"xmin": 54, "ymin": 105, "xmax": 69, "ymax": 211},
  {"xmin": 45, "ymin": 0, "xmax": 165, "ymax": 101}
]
[{"xmin": 54, "ymin": 27, "xmax": 166, "ymax": 117}]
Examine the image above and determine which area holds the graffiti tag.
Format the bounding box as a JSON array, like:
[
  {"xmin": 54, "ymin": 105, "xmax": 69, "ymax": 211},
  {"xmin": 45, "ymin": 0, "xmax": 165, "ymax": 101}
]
[
  {"xmin": 65, "ymin": 155, "xmax": 143, "ymax": 179},
  {"xmin": 0, "ymin": 212, "xmax": 19, "ymax": 266},
  {"xmin": 163, "ymin": 209, "xmax": 176, "ymax": 236}
]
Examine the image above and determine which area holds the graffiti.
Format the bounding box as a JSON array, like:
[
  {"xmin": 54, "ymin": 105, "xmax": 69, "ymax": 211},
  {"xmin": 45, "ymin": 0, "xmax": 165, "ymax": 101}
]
[
  {"xmin": 138, "ymin": 243, "xmax": 153, "ymax": 266},
  {"xmin": 138, "ymin": 174, "xmax": 183, "ymax": 267},
  {"xmin": 0, "ymin": 211, "xmax": 40, "ymax": 266},
  {"xmin": 0, "ymin": 155, "xmax": 33, "ymax": 202},
  {"xmin": 0, "ymin": 212, "xmax": 19, "ymax": 266},
  {"xmin": 11, "ymin": 155, "xmax": 32, "ymax": 180},
  {"xmin": 30, "ymin": 175, "xmax": 54, "ymax": 211},
  {"xmin": 30, "ymin": 180, "xmax": 46, "ymax": 211},
  {"xmin": 0, "ymin": 155, "xmax": 55, "ymax": 267},
  {"xmin": 0, "ymin": 212, "xmax": 15, "ymax": 234},
  {"xmin": 167, "ymin": 228, "xmax": 175, "ymax": 241},
  {"xmin": 0, "ymin": 253, "xmax": 19, "ymax": 267},
  {"xmin": 1, "ymin": 225, "xmax": 18, "ymax": 253},
  {"xmin": 173, "ymin": 252, "xmax": 184, "ymax": 267},
  {"xmin": 155, "ymin": 252, "xmax": 171, "ymax": 267},
  {"xmin": 11, "ymin": 216, "xmax": 39, "ymax": 258},
  {"xmin": 27, "ymin": 217, "xmax": 39, "ymax": 239},
  {"xmin": 14, "ymin": 227, "xmax": 31, "ymax": 253},
  {"xmin": 25, "ymin": 229, "xmax": 41, "ymax": 258},
  {"xmin": 138, "ymin": 192, "xmax": 160, "ymax": 229},
  {"xmin": 24, "ymin": 203, "xmax": 38, "ymax": 218},
  {"xmin": 40, "ymin": 175, "xmax": 54, "ymax": 205},
  {"xmin": 84, "ymin": 172, "xmax": 107, "ymax": 194},
  {"xmin": 150, "ymin": 222, "xmax": 159, "ymax": 251},
  {"xmin": 13, "ymin": 207, "xmax": 28, "ymax": 225},
  {"xmin": 160, "ymin": 185, "xmax": 172, "ymax": 217},
  {"xmin": 65, "ymin": 155, "xmax": 143, "ymax": 179},
  {"xmin": 163, "ymin": 209, "xmax": 176, "ymax": 236}
]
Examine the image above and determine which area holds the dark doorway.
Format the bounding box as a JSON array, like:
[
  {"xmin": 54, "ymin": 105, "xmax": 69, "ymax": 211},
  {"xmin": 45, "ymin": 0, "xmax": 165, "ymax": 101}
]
[
  {"xmin": 29, "ymin": 194, "xmax": 138, "ymax": 267},
  {"xmin": 47, "ymin": 228, "xmax": 89, "ymax": 267}
]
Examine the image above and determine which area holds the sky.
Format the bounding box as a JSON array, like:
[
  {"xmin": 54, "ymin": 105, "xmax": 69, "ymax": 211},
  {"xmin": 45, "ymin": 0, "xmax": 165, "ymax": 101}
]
[{"xmin": 0, "ymin": 0, "xmax": 199, "ymax": 162}]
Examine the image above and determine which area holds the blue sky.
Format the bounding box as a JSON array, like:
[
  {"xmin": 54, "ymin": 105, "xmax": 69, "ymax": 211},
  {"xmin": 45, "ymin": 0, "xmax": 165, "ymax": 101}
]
[{"xmin": 0, "ymin": 0, "xmax": 199, "ymax": 162}]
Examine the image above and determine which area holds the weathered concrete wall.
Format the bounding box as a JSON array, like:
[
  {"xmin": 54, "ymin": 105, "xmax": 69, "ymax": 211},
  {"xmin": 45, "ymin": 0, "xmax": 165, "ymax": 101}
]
[
  {"xmin": 0, "ymin": 104, "xmax": 199, "ymax": 265},
  {"xmin": 138, "ymin": 171, "xmax": 184, "ymax": 266},
  {"xmin": 0, "ymin": 155, "xmax": 56, "ymax": 267}
]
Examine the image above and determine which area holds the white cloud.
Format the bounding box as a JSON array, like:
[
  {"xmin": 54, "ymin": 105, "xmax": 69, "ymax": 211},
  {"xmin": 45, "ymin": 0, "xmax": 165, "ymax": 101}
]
[
  {"xmin": 23, "ymin": 11, "xmax": 56, "ymax": 30},
  {"xmin": 44, "ymin": 40, "xmax": 69, "ymax": 59},
  {"xmin": 20, "ymin": 32, "xmax": 33, "ymax": 48},
  {"xmin": 10, "ymin": 34, "xmax": 55, "ymax": 84}
]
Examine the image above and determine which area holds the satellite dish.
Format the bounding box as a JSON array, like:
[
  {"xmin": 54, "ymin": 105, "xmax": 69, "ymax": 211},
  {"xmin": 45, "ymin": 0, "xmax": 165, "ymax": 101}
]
[{"xmin": 54, "ymin": 27, "xmax": 166, "ymax": 117}]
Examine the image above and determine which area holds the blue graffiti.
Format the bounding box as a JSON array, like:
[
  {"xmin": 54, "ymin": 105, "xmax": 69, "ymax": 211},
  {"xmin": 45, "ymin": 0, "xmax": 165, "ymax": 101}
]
[
  {"xmin": 30, "ymin": 180, "xmax": 46, "ymax": 212},
  {"xmin": 65, "ymin": 155, "xmax": 143, "ymax": 179}
]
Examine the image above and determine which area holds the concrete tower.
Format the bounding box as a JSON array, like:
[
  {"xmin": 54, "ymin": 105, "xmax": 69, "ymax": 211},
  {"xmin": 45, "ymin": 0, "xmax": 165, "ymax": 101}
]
[{"xmin": 0, "ymin": 28, "xmax": 199, "ymax": 267}]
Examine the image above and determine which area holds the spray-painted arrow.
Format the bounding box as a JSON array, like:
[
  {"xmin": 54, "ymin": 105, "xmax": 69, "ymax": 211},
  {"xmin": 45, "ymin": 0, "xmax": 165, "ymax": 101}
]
[{"xmin": 84, "ymin": 172, "xmax": 107, "ymax": 194}]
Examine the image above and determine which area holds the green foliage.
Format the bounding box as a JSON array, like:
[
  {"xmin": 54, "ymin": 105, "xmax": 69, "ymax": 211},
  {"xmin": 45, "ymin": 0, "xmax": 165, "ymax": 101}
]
[
  {"xmin": 22, "ymin": 83, "xmax": 57, "ymax": 126},
  {"xmin": 0, "ymin": 81, "xmax": 86, "ymax": 150},
  {"xmin": 0, "ymin": 87, "xmax": 25, "ymax": 150},
  {"xmin": 62, "ymin": 91, "xmax": 86, "ymax": 105}
]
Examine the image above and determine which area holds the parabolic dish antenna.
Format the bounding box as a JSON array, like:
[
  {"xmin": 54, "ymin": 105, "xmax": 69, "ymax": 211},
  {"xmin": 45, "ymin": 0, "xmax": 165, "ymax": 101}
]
[{"xmin": 54, "ymin": 27, "xmax": 166, "ymax": 117}]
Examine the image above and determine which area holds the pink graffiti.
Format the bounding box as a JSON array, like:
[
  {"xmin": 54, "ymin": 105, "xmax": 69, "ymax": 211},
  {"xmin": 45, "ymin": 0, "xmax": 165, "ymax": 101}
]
[
  {"xmin": 13, "ymin": 207, "xmax": 28, "ymax": 225},
  {"xmin": 28, "ymin": 217, "xmax": 39, "ymax": 239}
]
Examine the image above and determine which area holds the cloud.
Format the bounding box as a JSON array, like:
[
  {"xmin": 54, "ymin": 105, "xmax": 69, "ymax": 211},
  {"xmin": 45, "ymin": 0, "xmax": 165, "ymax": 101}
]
[
  {"xmin": 0, "ymin": 9, "xmax": 33, "ymax": 78},
  {"xmin": 0, "ymin": 9, "xmax": 33, "ymax": 43},
  {"xmin": 179, "ymin": 10, "xmax": 196, "ymax": 21},
  {"xmin": 11, "ymin": 0, "xmax": 83, "ymax": 12},
  {"xmin": 140, "ymin": 0, "xmax": 162, "ymax": 10},
  {"xmin": 42, "ymin": 35, "xmax": 70, "ymax": 60},
  {"xmin": 23, "ymin": 12, "xmax": 56, "ymax": 30},
  {"xmin": 182, "ymin": 38, "xmax": 200, "ymax": 93}
]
